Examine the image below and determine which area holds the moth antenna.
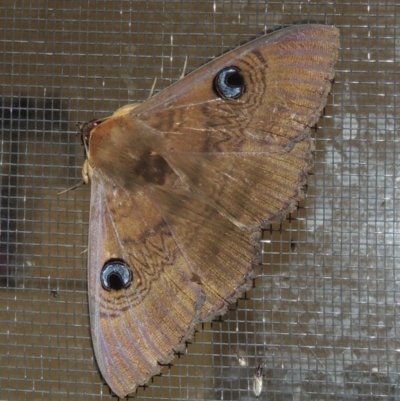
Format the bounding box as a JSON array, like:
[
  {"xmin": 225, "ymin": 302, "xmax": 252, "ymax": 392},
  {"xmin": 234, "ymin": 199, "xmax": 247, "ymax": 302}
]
[
  {"xmin": 148, "ymin": 77, "xmax": 157, "ymax": 99},
  {"xmin": 57, "ymin": 180, "xmax": 86, "ymax": 195},
  {"xmin": 180, "ymin": 56, "xmax": 188, "ymax": 79}
]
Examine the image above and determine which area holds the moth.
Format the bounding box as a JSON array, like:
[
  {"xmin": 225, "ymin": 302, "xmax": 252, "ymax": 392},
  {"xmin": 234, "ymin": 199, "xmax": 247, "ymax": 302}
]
[
  {"xmin": 233, "ymin": 347, "xmax": 249, "ymax": 367},
  {"xmin": 253, "ymin": 363, "xmax": 265, "ymax": 397},
  {"xmin": 79, "ymin": 24, "xmax": 339, "ymax": 397}
]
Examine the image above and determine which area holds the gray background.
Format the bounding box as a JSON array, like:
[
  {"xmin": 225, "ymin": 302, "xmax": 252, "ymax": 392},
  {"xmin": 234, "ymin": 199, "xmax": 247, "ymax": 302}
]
[{"xmin": 1, "ymin": 1, "xmax": 399, "ymax": 400}]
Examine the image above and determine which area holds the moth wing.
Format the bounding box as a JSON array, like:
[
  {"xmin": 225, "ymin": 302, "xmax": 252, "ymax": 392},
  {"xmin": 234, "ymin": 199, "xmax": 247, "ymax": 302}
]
[
  {"xmin": 87, "ymin": 172, "xmax": 204, "ymax": 397},
  {"xmin": 151, "ymin": 185, "xmax": 260, "ymax": 320},
  {"xmin": 131, "ymin": 24, "xmax": 339, "ymax": 227},
  {"xmin": 91, "ymin": 25, "xmax": 339, "ymax": 229},
  {"xmin": 134, "ymin": 24, "xmax": 338, "ymax": 145}
]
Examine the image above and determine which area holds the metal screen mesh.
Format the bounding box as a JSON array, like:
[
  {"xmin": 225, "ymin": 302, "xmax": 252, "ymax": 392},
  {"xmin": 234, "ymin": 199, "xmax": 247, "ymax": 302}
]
[{"xmin": 1, "ymin": 1, "xmax": 399, "ymax": 400}]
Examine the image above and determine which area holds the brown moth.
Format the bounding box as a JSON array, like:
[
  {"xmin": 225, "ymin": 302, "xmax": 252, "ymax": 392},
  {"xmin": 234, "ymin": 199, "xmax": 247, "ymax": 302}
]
[{"xmin": 81, "ymin": 24, "xmax": 339, "ymax": 397}]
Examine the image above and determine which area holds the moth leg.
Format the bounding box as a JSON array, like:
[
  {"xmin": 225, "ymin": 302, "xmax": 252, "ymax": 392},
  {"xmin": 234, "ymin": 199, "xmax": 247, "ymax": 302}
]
[
  {"xmin": 179, "ymin": 56, "xmax": 188, "ymax": 79},
  {"xmin": 57, "ymin": 158, "xmax": 90, "ymax": 195},
  {"xmin": 147, "ymin": 77, "xmax": 157, "ymax": 99},
  {"xmin": 57, "ymin": 180, "xmax": 86, "ymax": 195}
]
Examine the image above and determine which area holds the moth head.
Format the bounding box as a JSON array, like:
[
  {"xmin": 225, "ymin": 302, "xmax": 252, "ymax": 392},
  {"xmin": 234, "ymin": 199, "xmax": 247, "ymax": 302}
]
[
  {"xmin": 78, "ymin": 119, "xmax": 102, "ymax": 184},
  {"xmin": 78, "ymin": 119, "xmax": 101, "ymax": 149}
]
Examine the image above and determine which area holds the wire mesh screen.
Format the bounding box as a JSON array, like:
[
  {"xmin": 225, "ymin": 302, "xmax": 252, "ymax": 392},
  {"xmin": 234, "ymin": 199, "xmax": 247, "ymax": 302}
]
[{"xmin": 1, "ymin": 1, "xmax": 399, "ymax": 400}]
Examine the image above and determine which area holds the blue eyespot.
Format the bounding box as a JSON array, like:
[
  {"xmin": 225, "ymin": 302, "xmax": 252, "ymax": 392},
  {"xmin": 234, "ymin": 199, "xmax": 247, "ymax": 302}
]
[
  {"xmin": 213, "ymin": 67, "xmax": 245, "ymax": 99},
  {"xmin": 101, "ymin": 260, "xmax": 133, "ymax": 291}
]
